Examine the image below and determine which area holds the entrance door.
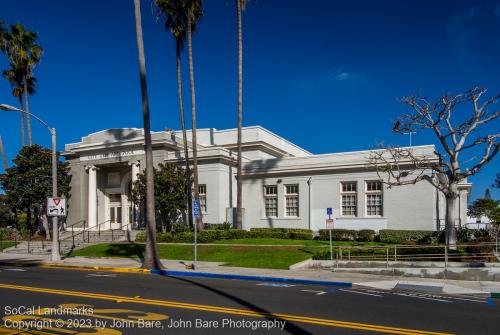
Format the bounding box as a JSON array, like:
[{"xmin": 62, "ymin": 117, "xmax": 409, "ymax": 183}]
[{"xmin": 108, "ymin": 194, "xmax": 122, "ymax": 229}]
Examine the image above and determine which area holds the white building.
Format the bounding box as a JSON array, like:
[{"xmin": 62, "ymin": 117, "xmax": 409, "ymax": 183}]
[{"xmin": 62, "ymin": 126, "xmax": 471, "ymax": 232}]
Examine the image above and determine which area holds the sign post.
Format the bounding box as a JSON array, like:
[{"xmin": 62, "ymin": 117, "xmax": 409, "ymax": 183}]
[
  {"xmin": 193, "ymin": 200, "xmax": 199, "ymax": 262},
  {"xmin": 326, "ymin": 208, "xmax": 334, "ymax": 262}
]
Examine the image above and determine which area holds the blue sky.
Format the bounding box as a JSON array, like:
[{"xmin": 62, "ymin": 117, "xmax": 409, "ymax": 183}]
[{"xmin": 1, "ymin": 0, "xmax": 499, "ymax": 201}]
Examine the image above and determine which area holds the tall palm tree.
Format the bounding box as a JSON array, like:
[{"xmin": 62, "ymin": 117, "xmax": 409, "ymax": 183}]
[
  {"xmin": 133, "ymin": 0, "xmax": 162, "ymax": 270},
  {"xmin": 2, "ymin": 23, "xmax": 42, "ymax": 146},
  {"xmin": 186, "ymin": 0, "xmax": 204, "ymax": 231},
  {"xmin": 235, "ymin": 0, "xmax": 247, "ymax": 229},
  {"xmin": 2, "ymin": 65, "xmax": 35, "ymax": 146},
  {"xmin": 154, "ymin": 0, "xmax": 202, "ymax": 230}
]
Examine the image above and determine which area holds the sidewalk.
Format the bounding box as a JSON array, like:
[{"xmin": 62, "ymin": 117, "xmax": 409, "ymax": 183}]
[{"xmin": 1, "ymin": 252, "xmax": 499, "ymax": 296}]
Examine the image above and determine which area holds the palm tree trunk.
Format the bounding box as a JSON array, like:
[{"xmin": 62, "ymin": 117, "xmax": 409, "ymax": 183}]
[
  {"xmin": 235, "ymin": 0, "xmax": 244, "ymax": 229},
  {"xmin": 133, "ymin": 0, "xmax": 162, "ymax": 270},
  {"xmin": 18, "ymin": 96, "xmax": 26, "ymax": 146},
  {"xmin": 23, "ymin": 78, "xmax": 32, "ymax": 146},
  {"xmin": 176, "ymin": 43, "xmax": 194, "ymax": 229},
  {"xmin": 187, "ymin": 12, "xmax": 203, "ymax": 231},
  {"xmin": 0, "ymin": 135, "xmax": 8, "ymax": 171}
]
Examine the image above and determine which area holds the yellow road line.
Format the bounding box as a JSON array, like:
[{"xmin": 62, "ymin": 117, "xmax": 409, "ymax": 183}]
[{"xmin": 0, "ymin": 283, "xmax": 453, "ymax": 335}]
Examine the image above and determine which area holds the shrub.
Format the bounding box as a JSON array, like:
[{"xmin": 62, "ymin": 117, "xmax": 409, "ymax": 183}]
[
  {"xmin": 172, "ymin": 232, "xmax": 194, "ymax": 243},
  {"xmin": 287, "ymin": 231, "xmax": 314, "ymax": 240},
  {"xmin": 378, "ymin": 229, "xmax": 435, "ymax": 244},
  {"xmin": 205, "ymin": 223, "xmax": 232, "ymax": 230},
  {"xmin": 357, "ymin": 229, "xmax": 375, "ymax": 242},
  {"xmin": 171, "ymin": 223, "xmax": 190, "ymax": 233},
  {"xmin": 135, "ymin": 231, "xmax": 146, "ymax": 242},
  {"xmin": 465, "ymin": 236, "xmax": 494, "ymax": 255},
  {"xmin": 249, "ymin": 228, "xmax": 313, "ymax": 240},
  {"xmin": 156, "ymin": 232, "xmax": 174, "ymax": 242},
  {"xmin": 472, "ymin": 229, "xmax": 491, "ymax": 239},
  {"xmin": 456, "ymin": 227, "xmax": 473, "ymax": 243},
  {"xmin": 317, "ymin": 229, "xmax": 358, "ymax": 241}
]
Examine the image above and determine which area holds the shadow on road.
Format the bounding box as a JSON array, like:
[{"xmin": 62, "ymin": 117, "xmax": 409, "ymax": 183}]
[{"xmin": 165, "ymin": 275, "xmax": 314, "ymax": 335}]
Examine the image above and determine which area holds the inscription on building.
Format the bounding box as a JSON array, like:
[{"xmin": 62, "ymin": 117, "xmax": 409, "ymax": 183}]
[{"xmin": 81, "ymin": 150, "xmax": 143, "ymax": 161}]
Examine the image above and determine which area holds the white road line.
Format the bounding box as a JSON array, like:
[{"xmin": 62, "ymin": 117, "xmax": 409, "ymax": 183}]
[
  {"xmin": 394, "ymin": 293, "xmax": 451, "ymax": 303},
  {"xmin": 5, "ymin": 268, "xmax": 26, "ymax": 272},
  {"xmin": 301, "ymin": 290, "xmax": 326, "ymax": 295},
  {"xmin": 86, "ymin": 273, "xmax": 117, "ymax": 277},
  {"xmin": 339, "ymin": 289, "xmax": 382, "ymax": 297},
  {"xmin": 256, "ymin": 283, "xmax": 295, "ymax": 287}
]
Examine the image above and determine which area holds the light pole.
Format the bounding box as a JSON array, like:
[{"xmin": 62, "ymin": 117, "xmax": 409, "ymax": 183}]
[
  {"xmin": 0, "ymin": 103, "xmax": 60, "ymax": 261},
  {"xmin": 403, "ymin": 131, "xmax": 417, "ymax": 146}
]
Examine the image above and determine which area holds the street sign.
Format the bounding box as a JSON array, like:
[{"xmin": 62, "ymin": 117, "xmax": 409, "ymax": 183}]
[
  {"xmin": 47, "ymin": 197, "xmax": 66, "ymax": 217},
  {"xmin": 327, "ymin": 207, "xmax": 333, "ymax": 216},
  {"xmin": 326, "ymin": 218, "xmax": 334, "ymax": 230},
  {"xmin": 193, "ymin": 200, "xmax": 199, "ymax": 218}
]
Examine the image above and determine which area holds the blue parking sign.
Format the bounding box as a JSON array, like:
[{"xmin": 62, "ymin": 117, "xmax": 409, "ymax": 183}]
[
  {"xmin": 327, "ymin": 207, "xmax": 333, "ymax": 215},
  {"xmin": 193, "ymin": 200, "xmax": 199, "ymax": 218}
]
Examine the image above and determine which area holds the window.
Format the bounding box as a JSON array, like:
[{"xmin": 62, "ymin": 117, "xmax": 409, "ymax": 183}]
[
  {"xmin": 264, "ymin": 185, "xmax": 278, "ymax": 217},
  {"xmin": 198, "ymin": 184, "xmax": 207, "ymax": 213},
  {"xmin": 341, "ymin": 182, "xmax": 357, "ymax": 216},
  {"xmin": 366, "ymin": 181, "xmax": 383, "ymax": 216},
  {"xmin": 285, "ymin": 184, "xmax": 299, "ymax": 217}
]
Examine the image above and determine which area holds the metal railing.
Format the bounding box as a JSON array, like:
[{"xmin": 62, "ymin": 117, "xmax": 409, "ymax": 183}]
[{"xmin": 323, "ymin": 242, "xmax": 499, "ymax": 268}]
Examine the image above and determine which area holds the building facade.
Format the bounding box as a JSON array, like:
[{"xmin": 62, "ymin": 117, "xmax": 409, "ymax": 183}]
[{"xmin": 62, "ymin": 126, "xmax": 471, "ymax": 232}]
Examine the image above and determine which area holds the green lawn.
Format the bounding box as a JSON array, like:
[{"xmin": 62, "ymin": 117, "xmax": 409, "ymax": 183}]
[
  {"xmin": 0, "ymin": 241, "xmax": 15, "ymax": 250},
  {"xmin": 72, "ymin": 243, "xmax": 320, "ymax": 269},
  {"xmin": 211, "ymin": 238, "xmax": 390, "ymax": 247}
]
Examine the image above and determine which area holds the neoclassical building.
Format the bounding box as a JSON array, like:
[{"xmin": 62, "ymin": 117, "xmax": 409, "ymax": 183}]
[{"xmin": 62, "ymin": 126, "xmax": 471, "ymax": 232}]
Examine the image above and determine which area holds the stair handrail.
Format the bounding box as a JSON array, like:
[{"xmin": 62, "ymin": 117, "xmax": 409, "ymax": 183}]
[{"xmin": 59, "ymin": 219, "xmax": 111, "ymax": 247}]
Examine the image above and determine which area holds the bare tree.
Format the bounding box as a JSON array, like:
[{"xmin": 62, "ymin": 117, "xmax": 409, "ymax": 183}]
[{"xmin": 370, "ymin": 87, "xmax": 499, "ymax": 247}]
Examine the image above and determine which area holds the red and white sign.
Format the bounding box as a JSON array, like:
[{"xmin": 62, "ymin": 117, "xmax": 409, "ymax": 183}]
[
  {"xmin": 47, "ymin": 197, "xmax": 66, "ymax": 217},
  {"xmin": 326, "ymin": 218, "xmax": 334, "ymax": 230}
]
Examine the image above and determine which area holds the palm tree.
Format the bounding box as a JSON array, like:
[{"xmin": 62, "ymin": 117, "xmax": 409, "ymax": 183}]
[
  {"xmin": 133, "ymin": 0, "xmax": 162, "ymax": 270},
  {"xmin": 185, "ymin": 0, "xmax": 204, "ymax": 231},
  {"xmin": 154, "ymin": 0, "xmax": 202, "ymax": 230},
  {"xmin": 2, "ymin": 65, "xmax": 36, "ymax": 146},
  {"xmin": 2, "ymin": 23, "xmax": 42, "ymax": 146},
  {"xmin": 235, "ymin": 0, "xmax": 247, "ymax": 229}
]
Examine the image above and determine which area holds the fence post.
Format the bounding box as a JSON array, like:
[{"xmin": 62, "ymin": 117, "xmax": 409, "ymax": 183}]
[
  {"xmin": 72, "ymin": 225, "xmax": 75, "ymax": 248},
  {"xmin": 112, "ymin": 229, "xmax": 114, "ymax": 242},
  {"xmin": 28, "ymin": 235, "xmax": 31, "ymax": 254},
  {"xmin": 348, "ymin": 247, "xmax": 351, "ymax": 261},
  {"xmin": 386, "ymin": 247, "xmax": 389, "ymax": 268},
  {"xmin": 14, "ymin": 234, "xmax": 17, "ymax": 248},
  {"xmin": 335, "ymin": 247, "xmax": 339, "ymax": 269},
  {"xmin": 394, "ymin": 247, "xmax": 397, "ymax": 262}
]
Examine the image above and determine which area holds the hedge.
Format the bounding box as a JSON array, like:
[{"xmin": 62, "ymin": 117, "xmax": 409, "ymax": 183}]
[
  {"xmin": 316, "ymin": 229, "xmax": 375, "ymax": 242},
  {"xmin": 135, "ymin": 228, "xmax": 313, "ymax": 243},
  {"xmin": 378, "ymin": 229, "xmax": 435, "ymax": 244}
]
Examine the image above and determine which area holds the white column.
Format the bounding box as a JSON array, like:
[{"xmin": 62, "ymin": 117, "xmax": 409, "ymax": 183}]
[
  {"xmin": 87, "ymin": 165, "xmax": 97, "ymax": 229},
  {"xmin": 129, "ymin": 161, "xmax": 140, "ymax": 230},
  {"xmin": 121, "ymin": 193, "xmax": 128, "ymax": 230}
]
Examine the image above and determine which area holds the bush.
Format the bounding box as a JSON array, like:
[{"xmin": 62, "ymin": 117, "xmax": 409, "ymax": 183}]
[
  {"xmin": 135, "ymin": 231, "xmax": 146, "ymax": 242},
  {"xmin": 172, "ymin": 232, "xmax": 194, "ymax": 243},
  {"xmin": 171, "ymin": 223, "xmax": 190, "ymax": 233},
  {"xmin": 465, "ymin": 236, "xmax": 494, "ymax": 255},
  {"xmin": 472, "ymin": 229, "xmax": 491, "ymax": 239},
  {"xmin": 378, "ymin": 229, "xmax": 435, "ymax": 244},
  {"xmin": 250, "ymin": 228, "xmax": 313, "ymax": 240},
  {"xmin": 157, "ymin": 232, "xmax": 174, "ymax": 242},
  {"xmin": 357, "ymin": 229, "xmax": 375, "ymax": 242},
  {"xmin": 456, "ymin": 227, "xmax": 472, "ymax": 243},
  {"xmin": 317, "ymin": 229, "xmax": 358, "ymax": 241},
  {"xmin": 205, "ymin": 223, "xmax": 232, "ymax": 230}
]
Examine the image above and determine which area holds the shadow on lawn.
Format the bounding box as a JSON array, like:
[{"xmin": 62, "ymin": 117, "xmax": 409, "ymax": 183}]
[
  {"xmin": 166, "ymin": 276, "xmax": 314, "ymax": 335},
  {"xmin": 99, "ymin": 243, "xmax": 145, "ymax": 264}
]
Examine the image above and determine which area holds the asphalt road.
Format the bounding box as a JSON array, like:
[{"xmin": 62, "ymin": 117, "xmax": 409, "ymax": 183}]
[{"xmin": 0, "ymin": 265, "xmax": 498, "ymax": 335}]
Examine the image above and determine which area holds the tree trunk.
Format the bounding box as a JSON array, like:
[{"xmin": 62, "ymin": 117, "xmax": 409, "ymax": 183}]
[
  {"xmin": 187, "ymin": 13, "xmax": 202, "ymax": 231},
  {"xmin": 176, "ymin": 43, "xmax": 193, "ymax": 230},
  {"xmin": 133, "ymin": 0, "xmax": 162, "ymax": 270},
  {"xmin": 42, "ymin": 214, "xmax": 51, "ymax": 240},
  {"xmin": 0, "ymin": 135, "xmax": 8, "ymax": 171},
  {"xmin": 445, "ymin": 183, "xmax": 459, "ymax": 249},
  {"xmin": 23, "ymin": 78, "xmax": 33, "ymax": 146},
  {"xmin": 235, "ymin": 0, "xmax": 243, "ymax": 229},
  {"xmin": 18, "ymin": 96, "xmax": 26, "ymax": 146}
]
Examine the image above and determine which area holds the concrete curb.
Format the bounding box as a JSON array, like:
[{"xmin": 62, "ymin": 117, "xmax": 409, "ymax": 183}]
[
  {"xmin": 151, "ymin": 269, "xmax": 353, "ymax": 287},
  {"xmin": 41, "ymin": 264, "xmax": 150, "ymax": 274}
]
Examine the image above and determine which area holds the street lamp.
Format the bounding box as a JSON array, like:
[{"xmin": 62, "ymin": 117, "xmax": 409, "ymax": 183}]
[{"xmin": 0, "ymin": 103, "xmax": 60, "ymax": 262}]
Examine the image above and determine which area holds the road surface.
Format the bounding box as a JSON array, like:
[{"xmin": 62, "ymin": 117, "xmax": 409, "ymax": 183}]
[{"xmin": 0, "ymin": 265, "xmax": 498, "ymax": 334}]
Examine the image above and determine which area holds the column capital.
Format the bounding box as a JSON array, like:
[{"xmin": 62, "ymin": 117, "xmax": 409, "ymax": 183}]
[
  {"xmin": 85, "ymin": 165, "xmax": 99, "ymax": 172},
  {"xmin": 128, "ymin": 160, "xmax": 140, "ymax": 167}
]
